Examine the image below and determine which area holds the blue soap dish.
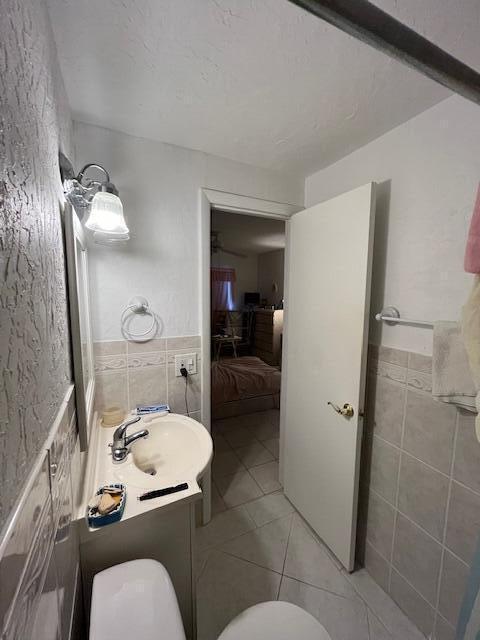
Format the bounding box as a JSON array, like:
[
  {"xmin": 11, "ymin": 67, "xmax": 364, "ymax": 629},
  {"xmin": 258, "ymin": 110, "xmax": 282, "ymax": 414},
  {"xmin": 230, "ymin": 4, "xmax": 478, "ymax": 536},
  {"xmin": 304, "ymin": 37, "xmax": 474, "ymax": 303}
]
[{"xmin": 87, "ymin": 483, "xmax": 126, "ymax": 528}]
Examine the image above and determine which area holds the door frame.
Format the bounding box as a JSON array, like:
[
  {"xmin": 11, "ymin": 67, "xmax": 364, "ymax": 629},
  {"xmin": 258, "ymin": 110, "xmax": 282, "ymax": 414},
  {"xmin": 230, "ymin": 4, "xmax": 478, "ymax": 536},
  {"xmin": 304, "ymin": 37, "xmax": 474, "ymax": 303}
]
[{"xmin": 199, "ymin": 187, "xmax": 302, "ymax": 521}]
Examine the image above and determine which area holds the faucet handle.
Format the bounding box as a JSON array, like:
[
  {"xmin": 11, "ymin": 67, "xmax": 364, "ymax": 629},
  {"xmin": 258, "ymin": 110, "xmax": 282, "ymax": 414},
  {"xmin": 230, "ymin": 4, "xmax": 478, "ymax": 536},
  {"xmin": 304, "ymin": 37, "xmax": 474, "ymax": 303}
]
[{"xmin": 113, "ymin": 416, "xmax": 141, "ymax": 441}]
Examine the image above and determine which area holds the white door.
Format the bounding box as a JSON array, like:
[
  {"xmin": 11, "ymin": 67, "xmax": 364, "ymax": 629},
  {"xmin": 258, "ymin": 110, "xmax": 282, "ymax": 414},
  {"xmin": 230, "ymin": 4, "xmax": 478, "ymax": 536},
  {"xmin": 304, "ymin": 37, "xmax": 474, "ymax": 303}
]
[{"xmin": 281, "ymin": 183, "xmax": 376, "ymax": 571}]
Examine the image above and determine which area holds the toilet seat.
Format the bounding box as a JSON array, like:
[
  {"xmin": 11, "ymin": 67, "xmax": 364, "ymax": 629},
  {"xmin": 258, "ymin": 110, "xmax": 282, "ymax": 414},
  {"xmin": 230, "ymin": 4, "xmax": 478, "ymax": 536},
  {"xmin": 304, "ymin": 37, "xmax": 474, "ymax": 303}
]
[
  {"xmin": 90, "ymin": 560, "xmax": 331, "ymax": 640},
  {"xmin": 217, "ymin": 601, "xmax": 331, "ymax": 640}
]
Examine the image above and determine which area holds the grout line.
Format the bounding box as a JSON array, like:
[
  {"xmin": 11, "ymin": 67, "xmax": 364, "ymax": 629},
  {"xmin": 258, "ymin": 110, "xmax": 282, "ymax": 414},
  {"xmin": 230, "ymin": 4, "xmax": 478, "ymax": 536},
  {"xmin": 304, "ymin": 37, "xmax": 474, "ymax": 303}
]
[
  {"xmin": 218, "ymin": 548, "xmax": 285, "ymax": 577},
  {"xmin": 390, "ymin": 566, "xmax": 436, "ymax": 612},
  {"xmin": 433, "ymin": 409, "xmax": 460, "ymax": 636},
  {"xmin": 281, "ymin": 572, "xmax": 360, "ymax": 602},
  {"xmin": 365, "ymin": 608, "xmax": 393, "ymax": 640},
  {"xmin": 277, "ymin": 574, "xmax": 284, "ymax": 601},
  {"xmin": 278, "ymin": 511, "xmax": 295, "ymax": 600},
  {"xmin": 372, "ymin": 433, "xmax": 454, "ymax": 483},
  {"xmin": 445, "ymin": 475, "xmax": 480, "ymax": 500},
  {"xmin": 364, "ymin": 539, "xmax": 391, "ymax": 565},
  {"xmin": 368, "ymin": 487, "xmax": 469, "ymax": 568},
  {"xmin": 366, "ymin": 606, "xmax": 372, "ymax": 640},
  {"xmin": 371, "ymin": 415, "xmax": 479, "ymax": 498},
  {"xmin": 387, "ymin": 374, "xmax": 408, "ymax": 592}
]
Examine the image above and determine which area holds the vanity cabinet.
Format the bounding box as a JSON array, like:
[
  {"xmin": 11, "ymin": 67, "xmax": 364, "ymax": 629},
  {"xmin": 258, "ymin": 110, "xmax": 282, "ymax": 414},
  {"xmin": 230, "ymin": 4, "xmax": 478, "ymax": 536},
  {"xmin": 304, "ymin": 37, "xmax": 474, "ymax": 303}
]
[{"xmin": 79, "ymin": 500, "xmax": 198, "ymax": 639}]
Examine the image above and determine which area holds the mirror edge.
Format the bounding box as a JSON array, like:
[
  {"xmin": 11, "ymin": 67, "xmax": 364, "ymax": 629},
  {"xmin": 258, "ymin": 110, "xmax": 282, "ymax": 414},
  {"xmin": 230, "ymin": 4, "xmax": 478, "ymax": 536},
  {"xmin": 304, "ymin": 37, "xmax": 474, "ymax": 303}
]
[{"xmin": 64, "ymin": 201, "xmax": 95, "ymax": 451}]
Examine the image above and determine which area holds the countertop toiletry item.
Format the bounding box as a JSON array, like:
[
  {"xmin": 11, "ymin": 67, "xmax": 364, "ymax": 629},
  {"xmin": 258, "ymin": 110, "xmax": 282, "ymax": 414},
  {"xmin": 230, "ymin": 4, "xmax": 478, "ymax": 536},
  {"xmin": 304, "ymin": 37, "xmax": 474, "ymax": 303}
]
[
  {"xmin": 87, "ymin": 484, "xmax": 126, "ymax": 528},
  {"xmin": 138, "ymin": 483, "xmax": 189, "ymax": 501},
  {"xmin": 101, "ymin": 406, "xmax": 126, "ymax": 428},
  {"xmin": 135, "ymin": 403, "xmax": 170, "ymax": 415},
  {"xmin": 432, "ymin": 321, "xmax": 476, "ymax": 411}
]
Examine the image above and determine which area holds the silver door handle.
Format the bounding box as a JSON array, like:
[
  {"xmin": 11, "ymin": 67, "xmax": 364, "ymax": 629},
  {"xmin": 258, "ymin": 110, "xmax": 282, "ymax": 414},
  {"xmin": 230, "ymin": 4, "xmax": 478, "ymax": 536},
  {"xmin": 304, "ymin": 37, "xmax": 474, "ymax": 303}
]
[{"xmin": 328, "ymin": 402, "xmax": 354, "ymax": 418}]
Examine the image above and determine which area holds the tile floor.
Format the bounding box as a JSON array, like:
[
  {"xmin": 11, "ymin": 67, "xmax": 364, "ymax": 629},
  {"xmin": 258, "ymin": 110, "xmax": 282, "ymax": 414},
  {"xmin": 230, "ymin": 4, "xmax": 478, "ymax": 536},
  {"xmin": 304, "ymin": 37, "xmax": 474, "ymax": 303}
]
[
  {"xmin": 196, "ymin": 410, "xmax": 426, "ymax": 640},
  {"xmin": 211, "ymin": 409, "xmax": 282, "ymax": 512}
]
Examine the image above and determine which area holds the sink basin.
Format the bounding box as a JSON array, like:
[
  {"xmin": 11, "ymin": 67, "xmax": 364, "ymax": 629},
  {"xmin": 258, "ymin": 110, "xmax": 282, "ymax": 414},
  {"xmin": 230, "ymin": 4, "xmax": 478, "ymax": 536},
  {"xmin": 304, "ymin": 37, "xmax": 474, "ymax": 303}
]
[{"xmin": 111, "ymin": 413, "xmax": 213, "ymax": 490}]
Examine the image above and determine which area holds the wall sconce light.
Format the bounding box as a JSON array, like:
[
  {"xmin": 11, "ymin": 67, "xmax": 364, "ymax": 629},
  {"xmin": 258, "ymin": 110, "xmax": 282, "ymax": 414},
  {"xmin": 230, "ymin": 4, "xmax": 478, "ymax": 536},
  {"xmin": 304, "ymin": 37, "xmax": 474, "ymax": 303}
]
[{"xmin": 59, "ymin": 151, "xmax": 129, "ymax": 243}]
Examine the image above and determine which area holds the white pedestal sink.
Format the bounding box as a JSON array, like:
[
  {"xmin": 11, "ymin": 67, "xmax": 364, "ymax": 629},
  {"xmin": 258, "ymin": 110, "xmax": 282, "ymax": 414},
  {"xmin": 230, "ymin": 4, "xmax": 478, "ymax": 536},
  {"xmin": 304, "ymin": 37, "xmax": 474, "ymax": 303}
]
[{"xmin": 113, "ymin": 413, "xmax": 212, "ymax": 490}]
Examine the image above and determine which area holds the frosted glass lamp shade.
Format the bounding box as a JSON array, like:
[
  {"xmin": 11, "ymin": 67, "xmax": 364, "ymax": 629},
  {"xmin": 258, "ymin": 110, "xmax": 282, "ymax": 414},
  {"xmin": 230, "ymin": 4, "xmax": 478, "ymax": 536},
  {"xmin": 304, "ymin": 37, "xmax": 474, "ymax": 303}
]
[
  {"xmin": 93, "ymin": 231, "xmax": 130, "ymax": 245},
  {"xmin": 85, "ymin": 191, "xmax": 129, "ymax": 235}
]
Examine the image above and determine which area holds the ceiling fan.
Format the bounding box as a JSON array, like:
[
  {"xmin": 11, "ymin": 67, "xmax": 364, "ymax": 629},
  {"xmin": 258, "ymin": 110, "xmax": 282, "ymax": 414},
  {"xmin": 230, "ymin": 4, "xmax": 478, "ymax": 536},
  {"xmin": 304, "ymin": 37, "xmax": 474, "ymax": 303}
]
[{"xmin": 211, "ymin": 231, "xmax": 247, "ymax": 258}]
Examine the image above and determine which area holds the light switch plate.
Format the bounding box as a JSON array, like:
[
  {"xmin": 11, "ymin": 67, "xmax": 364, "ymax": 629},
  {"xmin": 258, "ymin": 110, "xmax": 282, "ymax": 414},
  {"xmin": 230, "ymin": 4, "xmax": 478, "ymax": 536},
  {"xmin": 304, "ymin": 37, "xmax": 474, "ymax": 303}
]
[{"xmin": 174, "ymin": 353, "xmax": 197, "ymax": 377}]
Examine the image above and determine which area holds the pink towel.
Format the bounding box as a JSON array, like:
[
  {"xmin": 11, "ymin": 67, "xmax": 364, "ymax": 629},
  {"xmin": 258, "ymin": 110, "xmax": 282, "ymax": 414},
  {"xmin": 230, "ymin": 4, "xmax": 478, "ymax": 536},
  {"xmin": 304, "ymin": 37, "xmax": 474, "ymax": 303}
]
[{"xmin": 465, "ymin": 184, "xmax": 480, "ymax": 273}]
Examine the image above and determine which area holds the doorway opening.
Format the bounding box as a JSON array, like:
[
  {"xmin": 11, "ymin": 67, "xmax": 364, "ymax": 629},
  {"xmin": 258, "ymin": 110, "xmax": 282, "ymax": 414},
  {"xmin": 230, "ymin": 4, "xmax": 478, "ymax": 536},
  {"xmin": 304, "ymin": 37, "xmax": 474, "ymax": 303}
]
[{"xmin": 210, "ymin": 209, "xmax": 286, "ymax": 503}]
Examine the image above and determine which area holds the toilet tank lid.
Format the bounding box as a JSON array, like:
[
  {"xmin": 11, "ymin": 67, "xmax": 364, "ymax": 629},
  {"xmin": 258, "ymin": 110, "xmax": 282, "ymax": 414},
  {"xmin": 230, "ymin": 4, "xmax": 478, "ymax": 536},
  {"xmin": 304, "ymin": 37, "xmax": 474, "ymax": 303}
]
[{"xmin": 89, "ymin": 559, "xmax": 186, "ymax": 640}]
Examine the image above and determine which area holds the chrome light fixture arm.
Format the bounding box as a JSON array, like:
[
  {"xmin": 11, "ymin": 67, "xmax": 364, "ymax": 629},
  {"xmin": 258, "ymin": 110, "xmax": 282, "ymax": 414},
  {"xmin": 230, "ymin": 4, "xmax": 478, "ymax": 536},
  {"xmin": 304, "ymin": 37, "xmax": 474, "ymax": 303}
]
[
  {"xmin": 59, "ymin": 151, "xmax": 129, "ymax": 241},
  {"xmin": 60, "ymin": 153, "xmax": 117, "ymax": 209}
]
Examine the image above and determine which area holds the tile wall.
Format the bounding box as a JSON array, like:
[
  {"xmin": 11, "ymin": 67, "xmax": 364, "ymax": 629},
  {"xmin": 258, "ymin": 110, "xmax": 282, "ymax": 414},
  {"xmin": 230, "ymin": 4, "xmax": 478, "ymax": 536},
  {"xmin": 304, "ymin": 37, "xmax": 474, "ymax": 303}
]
[
  {"xmin": 93, "ymin": 336, "xmax": 202, "ymax": 419},
  {"xmin": 0, "ymin": 388, "xmax": 81, "ymax": 640},
  {"xmin": 359, "ymin": 345, "xmax": 480, "ymax": 640}
]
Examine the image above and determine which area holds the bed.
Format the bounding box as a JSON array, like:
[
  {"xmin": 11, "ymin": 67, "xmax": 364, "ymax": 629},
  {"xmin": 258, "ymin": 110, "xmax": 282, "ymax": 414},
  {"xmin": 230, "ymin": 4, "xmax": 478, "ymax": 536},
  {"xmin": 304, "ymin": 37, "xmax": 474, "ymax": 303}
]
[{"xmin": 211, "ymin": 356, "xmax": 281, "ymax": 419}]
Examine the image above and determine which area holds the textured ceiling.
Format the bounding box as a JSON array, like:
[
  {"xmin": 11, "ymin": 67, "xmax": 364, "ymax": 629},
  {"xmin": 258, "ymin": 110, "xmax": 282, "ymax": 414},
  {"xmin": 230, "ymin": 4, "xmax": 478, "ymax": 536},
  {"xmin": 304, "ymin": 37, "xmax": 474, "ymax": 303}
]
[
  {"xmin": 212, "ymin": 211, "xmax": 285, "ymax": 254},
  {"xmin": 370, "ymin": 0, "xmax": 480, "ymax": 71},
  {"xmin": 47, "ymin": 0, "xmax": 479, "ymax": 176}
]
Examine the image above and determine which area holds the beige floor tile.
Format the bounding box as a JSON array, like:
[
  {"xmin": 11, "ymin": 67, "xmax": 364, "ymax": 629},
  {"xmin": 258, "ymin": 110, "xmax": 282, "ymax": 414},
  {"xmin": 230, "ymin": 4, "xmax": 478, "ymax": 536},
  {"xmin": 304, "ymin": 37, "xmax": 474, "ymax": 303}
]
[
  {"xmin": 197, "ymin": 551, "xmax": 281, "ymax": 640},
  {"xmin": 279, "ymin": 576, "xmax": 369, "ymax": 640},
  {"xmin": 245, "ymin": 492, "xmax": 295, "ymax": 527},
  {"xmin": 367, "ymin": 610, "xmax": 393, "ymax": 639},
  {"xmin": 220, "ymin": 514, "xmax": 293, "ymax": 573},
  {"xmin": 215, "ymin": 470, "xmax": 264, "ymax": 508},
  {"xmin": 213, "ymin": 415, "xmax": 248, "ymax": 433},
  {"xmin": 263, "ymin": 437, "xmax": 280, "ymax": 459},
  {"xmin": 212, "ymin": 433, "xmax": 231, "ymax": 453},
  {"xmin": 211, "ymin": 450, "xmax": 245, "ymax": 479},
  {"xmin": 267, "ymin": 408, "xmax": 280, "ymax": 427},
  {"xmin": 248, "ymin": 420, "xmax": 280, "ymax": 442},
  {"xmin": 223, "ymin": 426, "xmax": 257, "ymax": 448},
  {"xmin": 345, "ymin": 569, "xmax": 425, "ymax": 640},
  {"xmin": 196, "ymin": 505, "xmax": 256, "ymax": 551},
  {"xmin": 249, "ymin": 461, "xmax": 281, "ymax": 493},
  {"xmin": 211, "ymin": 482, "xmax": 227, "ymax": 516},
  {"xmin": 195, "ymin": 547, "xmax": 215, "ymax": 582},
  {"xmin": 284, "ymin": 514, "xmax": 357, "ymax": 598},
  {"xmin": 235, "ymin": 441, "xmax": 274, "ymax": 468}
]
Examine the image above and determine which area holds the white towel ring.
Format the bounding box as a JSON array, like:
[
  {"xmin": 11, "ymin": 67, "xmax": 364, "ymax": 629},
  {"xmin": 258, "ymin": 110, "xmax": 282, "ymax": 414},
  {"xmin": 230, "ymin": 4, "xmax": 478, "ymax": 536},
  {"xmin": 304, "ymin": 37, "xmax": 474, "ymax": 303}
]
[{"xmin": 121, "ymin": 296, "xmax": 157, "ymax": 342}]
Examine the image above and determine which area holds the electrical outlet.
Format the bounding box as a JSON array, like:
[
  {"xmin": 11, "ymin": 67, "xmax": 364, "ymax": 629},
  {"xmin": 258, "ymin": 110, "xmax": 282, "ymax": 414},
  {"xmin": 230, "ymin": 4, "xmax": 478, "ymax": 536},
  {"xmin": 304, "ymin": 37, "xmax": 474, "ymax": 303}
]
[{"xmin": 174, "ymin": 353, "xmax": 197, "ymax": 377}]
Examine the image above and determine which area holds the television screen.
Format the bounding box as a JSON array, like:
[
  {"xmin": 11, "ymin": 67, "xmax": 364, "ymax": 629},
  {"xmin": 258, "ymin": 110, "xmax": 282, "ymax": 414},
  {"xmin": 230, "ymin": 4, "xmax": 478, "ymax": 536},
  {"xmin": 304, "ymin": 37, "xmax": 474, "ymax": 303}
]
[{"xmin": 244, "ymin": 292, "xmax": 260, "ymax": 305}]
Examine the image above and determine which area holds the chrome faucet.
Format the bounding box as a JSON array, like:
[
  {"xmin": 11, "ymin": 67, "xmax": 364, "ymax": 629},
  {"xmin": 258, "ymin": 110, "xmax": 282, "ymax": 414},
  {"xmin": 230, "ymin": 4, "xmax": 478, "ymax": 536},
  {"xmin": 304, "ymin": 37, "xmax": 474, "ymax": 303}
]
[{"xmin": 110, "ymin": 416, "xmax": 149, "ymax": 464}]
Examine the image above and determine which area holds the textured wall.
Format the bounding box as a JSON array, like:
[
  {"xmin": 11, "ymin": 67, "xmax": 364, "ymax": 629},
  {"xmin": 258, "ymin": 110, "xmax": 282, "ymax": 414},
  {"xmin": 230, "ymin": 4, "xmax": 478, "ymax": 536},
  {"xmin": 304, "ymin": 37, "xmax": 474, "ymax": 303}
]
[{"xmin": 0, "ymin": 0, "xmax": 72, "ymax": 530}]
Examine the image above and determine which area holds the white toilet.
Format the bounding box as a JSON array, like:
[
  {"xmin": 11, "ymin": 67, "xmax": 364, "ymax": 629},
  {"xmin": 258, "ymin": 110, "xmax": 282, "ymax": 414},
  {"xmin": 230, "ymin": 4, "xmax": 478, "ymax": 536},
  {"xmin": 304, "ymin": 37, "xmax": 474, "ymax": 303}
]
[{"xmin": 89, "ymin": 559, "xmax": 331, "ymax": 640}]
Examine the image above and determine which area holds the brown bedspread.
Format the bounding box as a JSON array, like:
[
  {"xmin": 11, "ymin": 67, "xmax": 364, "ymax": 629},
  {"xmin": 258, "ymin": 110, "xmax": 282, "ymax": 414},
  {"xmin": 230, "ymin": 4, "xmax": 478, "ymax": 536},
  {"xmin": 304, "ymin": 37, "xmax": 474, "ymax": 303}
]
[{"xmin": 211, "ymin": 356, "xmax": 281, "ymax": 406}]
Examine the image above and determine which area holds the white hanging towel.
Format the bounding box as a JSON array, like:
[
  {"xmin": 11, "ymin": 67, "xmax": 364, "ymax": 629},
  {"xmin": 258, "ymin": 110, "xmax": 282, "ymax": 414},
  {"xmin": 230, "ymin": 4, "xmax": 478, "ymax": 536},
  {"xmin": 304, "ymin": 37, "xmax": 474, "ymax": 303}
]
[
  {"xmin": 432, "ymin": 321, "xmax": 476, "ymax": 413},
  {"xmin": 462, "ymin": 276, "xmax": 480, "ymax": 440}
]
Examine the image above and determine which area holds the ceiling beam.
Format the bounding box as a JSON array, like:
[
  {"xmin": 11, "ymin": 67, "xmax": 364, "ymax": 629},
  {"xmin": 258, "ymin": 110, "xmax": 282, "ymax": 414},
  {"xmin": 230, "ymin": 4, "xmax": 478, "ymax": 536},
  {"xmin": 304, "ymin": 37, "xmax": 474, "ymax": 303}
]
[{"xmin": 288, "ymin": 0, "xmax": 480, "ymax": 106}]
